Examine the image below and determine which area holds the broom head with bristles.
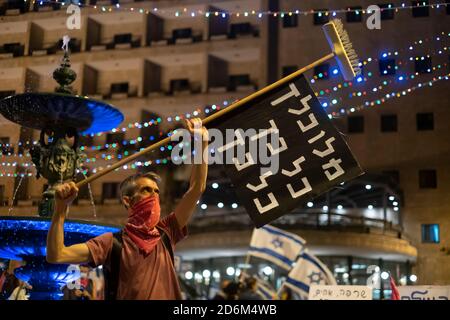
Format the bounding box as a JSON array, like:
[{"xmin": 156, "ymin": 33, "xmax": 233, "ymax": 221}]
[{"xmin": 322, "ymin": 19, "xmax": 361, "ymax": 81}]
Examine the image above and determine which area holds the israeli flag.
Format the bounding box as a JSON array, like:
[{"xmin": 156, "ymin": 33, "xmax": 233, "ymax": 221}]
[
  {"xmin": 249, "ymin": 225, "xmax": 306, "ymax": 270},
  {"xmin": 282, "ymin": 250, "xmax": 337, "ymax": 299},
  {"xmin": 255, "ymin": 277, "xmax": 278, "ymax": 300}
]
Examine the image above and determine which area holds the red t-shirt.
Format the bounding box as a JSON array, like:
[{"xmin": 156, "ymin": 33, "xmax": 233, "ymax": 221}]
[{"xmin": 86, "ymin": 212, "xmax": 187, "ymax": 300}]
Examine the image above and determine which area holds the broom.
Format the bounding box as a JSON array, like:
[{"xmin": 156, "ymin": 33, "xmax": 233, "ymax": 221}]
[{"xmin": 76, "ymin": 19, "xmax": 361, "ymax": 188}]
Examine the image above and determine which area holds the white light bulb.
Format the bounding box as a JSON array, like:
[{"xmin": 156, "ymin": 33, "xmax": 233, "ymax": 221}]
[
  {"xmin": 262, "ymin": 266, "xmax": 273, "ymax": 276},
  {"xmin": 307, "ymin": 202, "xmax": 314, "ymax": 208},
  {"xmin": 185, "ymin": 271, "xmax": 193, "ymax": 280},
  {"xmin": 226, "ymin": 267, "xmax": 235, "ymax": 276},
  {"xmin": 202, "ymin": 270, "xmax": 211, "ymax": 278}
]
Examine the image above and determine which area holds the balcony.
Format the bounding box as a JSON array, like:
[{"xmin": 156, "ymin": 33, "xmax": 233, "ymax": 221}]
[
  {"xmin": 0, "ymin": 21, "xmax": 27, "ymax": 58},
  {"xmin": 29, "ymin": 18, "xmax": 83, "ymax": 56},
  {"xmin": 87, "ymin": 12, "xmax": 144, "ymax": 51},
  {"xmin": 144, "ymin": 53, "xmax": 204, "ymax": 96},
  {"xmin": 26, "ymin": 63, "xmax": 82, "ymax": 94},
  {"xmin": 0, "ymin": 67, "xmax": 24, "ymax": 96},
  {"xmin": 208, "ymin": 48, "xmax": 260, "ymax": 93},
  {"xmin": 146, "ymin": 4, "xmax": 206, "ymax": 46},
  {"xmin": 83, "ymin": 58, "xmax": 142, "ymax": 99},
  {"xmin": 208, "ymin": 0, "xmax": 262, "ymax": 40}
]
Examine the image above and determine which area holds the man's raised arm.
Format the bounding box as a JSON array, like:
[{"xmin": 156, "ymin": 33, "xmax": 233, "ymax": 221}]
[
  {"xmin": 46, "ymin": 182, "xmax": 91, "ymax": 264},
  {"xmin": 174, "ymin": 118, "xmax": 209, "ymax": 228}
]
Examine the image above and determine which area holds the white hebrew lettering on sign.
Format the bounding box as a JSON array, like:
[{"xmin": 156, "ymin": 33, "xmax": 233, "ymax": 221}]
[
  {"xmin": 288, "ymin": 95, "xmax": 313, "ymax": 116},
  {"xmin": 217, "ymin": 130, "xmax": 245, "ymax": 153},
  {"xmin": 313, "ymin": 137, "xmax": 336, "ymax": 158},
  {"xmin": 253, "ymin": 193, "xmax": 280, "ymax": 214},
  {"xmin": 265, "ymin": 120, "xmax": 288, "ymax": 155},
  {"xmin": 286, "ymin": 177, "xmax": 312, "ymax": 198},
  {"xmin": 282, "ymin": 156, "xmax": 306, "ymax": 177},
  {"xmin": 270, "ymin": 83, "xmax": 300, "ymax": 106},
  {"xmin": 246, "ymin": 171, "xmax": 273, "ymax": 192},
  {"xmin": 308, "ymin": 130, "xmax": 325, "ymax": 144},
  {"xmin": 322, "ymin": 158, "xmax": 345, "ymax": 181},
  {"xmin": 297, "ymin": 113, "xmax": 319, "ymax": 132}
]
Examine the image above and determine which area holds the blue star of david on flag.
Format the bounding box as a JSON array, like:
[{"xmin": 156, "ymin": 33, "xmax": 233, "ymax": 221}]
[
  {"xmin": 271, "ymin": 237, "xmax": 284, "ymax": 249},
  {"xmin": 307, "ymin": 271, "xmax": 324, "ymax": 284},
  {"xmin": 249, "ymin": 225, "xmax": 306, "ymax": 270}
]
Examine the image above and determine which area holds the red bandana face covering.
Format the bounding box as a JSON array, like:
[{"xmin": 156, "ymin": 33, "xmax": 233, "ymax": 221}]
[{"xmin": 124, "ymin": 194, "xmax": 161, "ymax": 255}]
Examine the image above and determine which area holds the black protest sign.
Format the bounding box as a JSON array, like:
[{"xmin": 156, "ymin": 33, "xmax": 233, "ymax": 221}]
[{"xmin": 213, "ymin": 74, "xmax": 363, "ymax": 227}]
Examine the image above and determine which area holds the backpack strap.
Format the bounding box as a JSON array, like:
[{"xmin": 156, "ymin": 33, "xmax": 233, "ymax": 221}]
[
  {"xmin": 104, "ymin": 227, "xmax": 174, "ymax": 300},
  {"xmin": 156, "ymin": 226, "xmax": 174, "ymax": 265}
]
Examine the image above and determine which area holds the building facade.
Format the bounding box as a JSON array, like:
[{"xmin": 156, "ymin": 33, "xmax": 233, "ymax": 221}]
[{"xmin": 0, "ymin": 0, "xmax": 448, "ymax": 296}]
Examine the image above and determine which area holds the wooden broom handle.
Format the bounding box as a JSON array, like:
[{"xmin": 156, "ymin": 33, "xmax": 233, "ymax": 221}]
[{"xmin": 76, "ymin": 53, "xmax": 335, "ymax": 188}]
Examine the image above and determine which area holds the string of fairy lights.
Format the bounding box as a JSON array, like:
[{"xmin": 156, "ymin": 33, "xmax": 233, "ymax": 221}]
[
  {"xmin": 3, "ymin": 68, "xmax": 449, "ymax": 178},
  {"xmin": 1, "ymin": 31, "xmax": 448, "ymax": 151},
  {"xmin": 33, "ymin": 0, "xmax": 450, "ymax": 18},
  {"xmin": 0, "ymin": 4, "xmax": 449, "ymax": 176}
]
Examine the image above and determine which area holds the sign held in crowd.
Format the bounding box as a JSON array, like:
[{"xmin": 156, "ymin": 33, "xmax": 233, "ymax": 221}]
[
  {"xmin": 309, "ymin": 285, "xmax": 373, "ymax": 300},
  {"xmin": 213, "ymin": 74, "xmax": 363, "ymax": 227}
]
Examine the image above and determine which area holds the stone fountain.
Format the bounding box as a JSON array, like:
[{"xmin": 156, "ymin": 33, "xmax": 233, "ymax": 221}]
[{"xmin": 0, "ymin": 37, "xmax": 123, "ymax": 299}]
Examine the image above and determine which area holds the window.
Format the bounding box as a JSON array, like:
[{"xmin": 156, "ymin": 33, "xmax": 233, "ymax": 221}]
[
  {"xmin": 421, "ymin": 224, "xmax": 440, "ymax": 243},
  {"xmin": 348, "ymin": 116, "xmax": 364, "ymax": 133},
  {"xmin": 228, "ymin": 74, "xmax": 251, "ymax": 91},
  {"xmin": 102, "ymin": 182, "xmax": 119, "ymax": 200},
  {"xmin": 313, "ymin": 9, "xmax": 329, "ymax": 25},
  {"xmin": 416, "ymin": 113, "xmax": 434, "ymax": 131},
  {"xmin": 229, "ymin": 23, "xmax": 253, "ymax": 37},
  {"xmin": 172, "ymin": 28, "xmax": 192, "ymax": 40},
  {"xmin": 381, "ymin": 114, "xmax": 397, "ymax": 132},
  {"xmin": 170, "ymin": 79, "xmax": 190, "ymax": 93},
  {"xmin": 110, "ymin": 82, "xmax": 129, "ymax": 94},
  {"xmin": 283, "ymin": 14, "xmax": 298, "ymax": 28},
  {"xmin": 415, "ymin": 56, "xmax": 432, "ymax": 74},
  {"xmin": 314, "ymin": 63, "xmax": 330, "ymax": 80},
  {"xmin": 419, "ymin": 170, "xmax": 437, "ymax": 188},
  {"xmin": 282, "ymin": 65, "xmax": 298, "ymax": 77},
  {"xmin": 114, "ymin": 33, "xmax": 132, "ymax": 44},
  {"xmin": 346, "ymin": 6, "xmax": 363, "ymax": 22},
  {"xmin": 378, "ymin": 3, "xmax": 395, "ymax": 20},
  {"xmin": 412, "ymin": 1, "xmax": 429, "ymax": 17},
  {"xmin": 379, "ymin": 58, "xmax": 396, "ymax": 75}
]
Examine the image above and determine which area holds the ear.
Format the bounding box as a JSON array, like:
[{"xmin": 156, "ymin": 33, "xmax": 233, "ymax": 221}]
[{"xmin": 122, "ymin": 196, "xmax": 131, "ymax": 209}]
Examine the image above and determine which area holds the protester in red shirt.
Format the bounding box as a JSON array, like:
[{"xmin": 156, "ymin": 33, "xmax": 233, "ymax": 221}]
[{"xmin": 46, "ymin": 118, "xmax": 208, "ymax": 300}]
